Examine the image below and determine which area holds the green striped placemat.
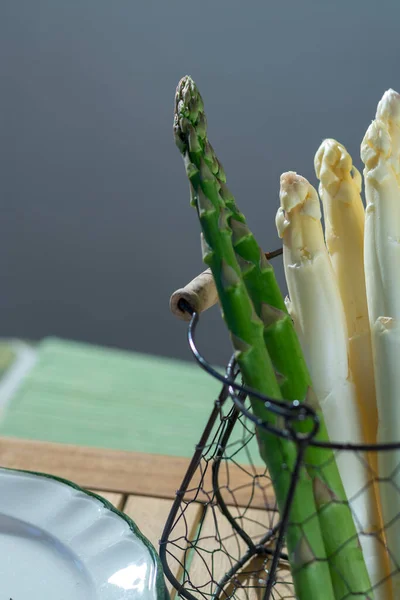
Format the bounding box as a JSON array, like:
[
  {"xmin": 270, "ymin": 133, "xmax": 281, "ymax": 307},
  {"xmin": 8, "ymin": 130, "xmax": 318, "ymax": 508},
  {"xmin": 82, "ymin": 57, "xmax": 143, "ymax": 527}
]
[{"xmin": 0, "ymin": 337, "xmax": 260, "ymax": 464}]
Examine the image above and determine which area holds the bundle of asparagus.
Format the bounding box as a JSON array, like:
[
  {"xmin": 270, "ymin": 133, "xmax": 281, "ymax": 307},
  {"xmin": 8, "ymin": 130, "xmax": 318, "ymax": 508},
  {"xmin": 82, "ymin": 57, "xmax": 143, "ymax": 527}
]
[
  {"xmin": 174, "ymin": 77, "xmax": 334, "ymax": 600},
  {"xmin": 276, "ymin": 170, "xmax": 389, "ymax": 598},
  {"xmin": 275, "ymin": 89, "xmax": 400, "ymax": 598},
  {"xmin": 172, "ymin": 76, "xmax": 380, "ymax": 599},
  {"xmin": 274, "ymin": 91, "xmax": 400, "ymax": 598}
]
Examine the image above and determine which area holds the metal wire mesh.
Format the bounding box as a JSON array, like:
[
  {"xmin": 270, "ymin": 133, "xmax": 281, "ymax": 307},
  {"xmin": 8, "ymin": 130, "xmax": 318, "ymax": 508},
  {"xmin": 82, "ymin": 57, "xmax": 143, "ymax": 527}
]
[
  {"xmin": 159, "ymin": 354, "xmax": 293, "ymax": 600},
  {"xmin": 160, "ymin": 297, "xmax": 400, "ymax": 600}
]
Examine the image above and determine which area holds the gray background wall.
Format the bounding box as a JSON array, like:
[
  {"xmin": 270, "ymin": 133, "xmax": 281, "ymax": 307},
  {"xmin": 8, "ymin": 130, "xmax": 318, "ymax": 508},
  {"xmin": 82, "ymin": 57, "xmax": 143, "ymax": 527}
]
[{"xmin": 0, "ymin": 1, "xmax": 398, "ymax": 366}]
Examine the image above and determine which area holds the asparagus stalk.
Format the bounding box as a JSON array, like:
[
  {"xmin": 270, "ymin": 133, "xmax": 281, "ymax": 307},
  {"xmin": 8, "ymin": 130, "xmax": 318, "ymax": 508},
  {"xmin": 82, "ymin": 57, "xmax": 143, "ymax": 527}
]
[
  {"xmin": 315, "ymin": 140, "xmax": 378, "ymax": 453},
  {"xmin": 174, "ymin": 75, "xmax": 335, "ymax": 600},
  {"xmin": 179, "ymin": 79, "xmax": 374, "ymax": 599},
  {"xmin": 277, "ymin": 172, "xmax": 389, "ymax": 599},
  {"xmin": 362, "ymin": 88, "xmax": 400, "ymax": 596}
]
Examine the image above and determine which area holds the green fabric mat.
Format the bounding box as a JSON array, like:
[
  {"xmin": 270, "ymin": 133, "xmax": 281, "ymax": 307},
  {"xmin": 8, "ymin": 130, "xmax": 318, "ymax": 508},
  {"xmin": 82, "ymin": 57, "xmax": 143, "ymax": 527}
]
[
  {"xmin": 0, "ymin": 337, "xmax": 260, "ymax": 463},
  {"xmin": 0, "ymin": 342, "xmax": 17, "ymax": 380}
]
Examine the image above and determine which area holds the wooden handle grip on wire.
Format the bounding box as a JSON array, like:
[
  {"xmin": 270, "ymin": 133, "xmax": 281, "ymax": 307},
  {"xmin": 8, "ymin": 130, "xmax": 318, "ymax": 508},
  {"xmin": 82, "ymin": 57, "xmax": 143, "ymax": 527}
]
[
  {"xmin": 169, "ymin": 248, "xmax": 282, "ymax": 321},
  {"xmin": 169, "ymin": 268, "xmax": 218, "ymax": 321}
]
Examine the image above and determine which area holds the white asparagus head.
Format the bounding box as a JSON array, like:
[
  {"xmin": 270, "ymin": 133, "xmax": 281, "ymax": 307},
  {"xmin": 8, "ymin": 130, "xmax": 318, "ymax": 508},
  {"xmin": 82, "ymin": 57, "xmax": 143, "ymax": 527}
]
[
  {"xmin": 362, "ymin": 88, "xmax": 400, "ymax": 323},
  {"xmin": 361, "ymin": 89, "xmax": 400, "ymax": 187},
  {"xmin": 315, "ymin": 138, "xmax": 362, "ymax": 200},
  {"xmin": 276, "ymin": 172, "xmax": 324, "ymax": 263}
]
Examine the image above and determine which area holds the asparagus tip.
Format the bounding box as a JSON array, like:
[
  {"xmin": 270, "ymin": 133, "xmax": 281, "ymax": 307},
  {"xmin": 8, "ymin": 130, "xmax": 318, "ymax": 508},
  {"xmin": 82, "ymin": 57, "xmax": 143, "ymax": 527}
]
[
  {"xmin": 315, "ymin": 139, "xmax": 350, "ymax": 177},
  {"xmin": 315, "ymin": 139, "xmax": 362, "ymax": 195},
  {"xmin": 277, "ymin": 173, "xmax": 324, "ymax": 261},
  {"xmin": 279, "ymin": 172, "xmax": 311, "ymax": 210},
  {"xmin": 278, "ymin": 172, "xmax": 320, "ymax": 229},
  {"xmin": 174, "ymin": 75, "xmax": 206, "ymax": 152},
  {"xmin": 362, "ymin": 88, "xmax": 400, "ymax": 169},
  {"xmin": 280, "ymin": 170, "xmax": 307, "ymax": 188},
  {"xmin": 361, "ymin": 119, "xmax": 391, "ymax": 167},
  {"xmin": 376, "ymin": 88, "xmax": 400, "ymax": 124}
]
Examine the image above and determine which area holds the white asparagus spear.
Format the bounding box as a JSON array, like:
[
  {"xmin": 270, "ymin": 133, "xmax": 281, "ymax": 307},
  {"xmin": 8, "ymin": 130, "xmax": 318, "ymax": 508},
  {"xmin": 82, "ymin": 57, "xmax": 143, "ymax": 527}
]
[
  {"xmin": 315, "ymin": 139, "xmax": 378, "ymax": 454},
  {"xmin": 362, "ymin": 88, "xmax": 400, "ymax": 595},
  {"xmin": 363, "ymin": 89, "xmax": 400, "ymax": 323},
  {"xmin": 276, "ymin": 172, "xmax": 390, "ymax": 599}
]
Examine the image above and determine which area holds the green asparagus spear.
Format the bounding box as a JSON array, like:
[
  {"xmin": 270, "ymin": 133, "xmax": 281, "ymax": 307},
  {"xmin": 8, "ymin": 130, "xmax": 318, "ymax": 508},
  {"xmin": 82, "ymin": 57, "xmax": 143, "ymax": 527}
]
[
  {"xmin": 174, "ymin": 75, "xmax": 336, "ymax": 600},
  {"xmin": 175, "ymin": 76, "xmax": 374, "ymax": 599}
]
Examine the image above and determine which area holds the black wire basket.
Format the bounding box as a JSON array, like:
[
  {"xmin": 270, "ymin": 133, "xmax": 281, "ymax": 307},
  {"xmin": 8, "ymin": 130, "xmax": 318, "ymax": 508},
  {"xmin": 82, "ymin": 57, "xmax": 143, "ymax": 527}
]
[{"xmin": 160, "ymin": 254, "xmax": 400, "ymax": 600}]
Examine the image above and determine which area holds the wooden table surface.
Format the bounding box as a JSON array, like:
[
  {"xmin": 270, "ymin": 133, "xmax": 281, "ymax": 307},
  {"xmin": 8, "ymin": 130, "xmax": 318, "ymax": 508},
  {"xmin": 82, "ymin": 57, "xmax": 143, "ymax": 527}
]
[{"xmin": 0, "ymin": 435, "xmax": 293, "ymax": 599}]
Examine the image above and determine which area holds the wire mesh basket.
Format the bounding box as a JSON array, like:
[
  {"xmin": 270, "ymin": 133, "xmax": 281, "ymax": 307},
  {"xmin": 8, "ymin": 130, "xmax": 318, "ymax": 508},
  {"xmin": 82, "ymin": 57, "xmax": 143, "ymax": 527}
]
[{"xmin": 161, "ymin": 255, "xmax": 400, "ymax": 600}]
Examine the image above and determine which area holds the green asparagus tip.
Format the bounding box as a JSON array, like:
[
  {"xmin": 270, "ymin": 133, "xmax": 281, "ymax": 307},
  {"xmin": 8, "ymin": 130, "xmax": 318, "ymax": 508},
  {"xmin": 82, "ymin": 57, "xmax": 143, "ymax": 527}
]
[
  {"xmin": 174, "ymin": 76, "xmax": 206, "ymax": 150},
  {"xmin": 174, "ymin": 76, "xmax": 227, "ymax": 186}
]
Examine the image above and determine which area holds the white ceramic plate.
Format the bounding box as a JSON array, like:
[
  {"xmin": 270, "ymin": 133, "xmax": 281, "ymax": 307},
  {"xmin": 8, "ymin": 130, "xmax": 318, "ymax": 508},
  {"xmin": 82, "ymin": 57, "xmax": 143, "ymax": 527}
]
[{"xmin": 0, "ymin": 467, "xmax": 167, "ymax": 600}]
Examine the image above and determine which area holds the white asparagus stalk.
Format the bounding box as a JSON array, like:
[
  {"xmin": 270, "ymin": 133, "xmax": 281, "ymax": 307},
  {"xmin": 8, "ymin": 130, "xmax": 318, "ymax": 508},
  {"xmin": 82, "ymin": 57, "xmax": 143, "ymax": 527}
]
[
  {"xmin": 315, "ymin": 139, "xmax": 378, "ymax": 454},
  {"xmin": 362, "ymin": 88, "xmax": 400, "ymax": 595},
  {"xmin": 276, "ymin": 172, "xmax": 390, "ymax": 599}
]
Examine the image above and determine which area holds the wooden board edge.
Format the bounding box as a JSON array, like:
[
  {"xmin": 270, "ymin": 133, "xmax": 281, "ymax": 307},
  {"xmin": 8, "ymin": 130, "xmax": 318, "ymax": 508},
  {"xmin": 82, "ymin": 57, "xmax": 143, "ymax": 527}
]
[{"xmin": 0, "ymin": 436, "xmax": 274, "ymax": 510}]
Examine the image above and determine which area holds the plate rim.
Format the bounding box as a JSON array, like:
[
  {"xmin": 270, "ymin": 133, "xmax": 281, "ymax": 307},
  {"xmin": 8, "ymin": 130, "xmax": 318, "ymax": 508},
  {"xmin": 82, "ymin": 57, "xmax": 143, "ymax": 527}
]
[{"xmin": 0, "ymin": 465, "xmax": 169, "ymax": 600}]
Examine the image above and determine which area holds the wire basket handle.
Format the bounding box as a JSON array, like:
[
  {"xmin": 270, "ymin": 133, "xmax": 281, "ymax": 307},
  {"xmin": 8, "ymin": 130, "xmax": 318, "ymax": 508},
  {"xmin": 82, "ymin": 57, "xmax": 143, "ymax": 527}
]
[{"xmin": 169, "ymin": 248, "xmax": 283, "ymax": 322}]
